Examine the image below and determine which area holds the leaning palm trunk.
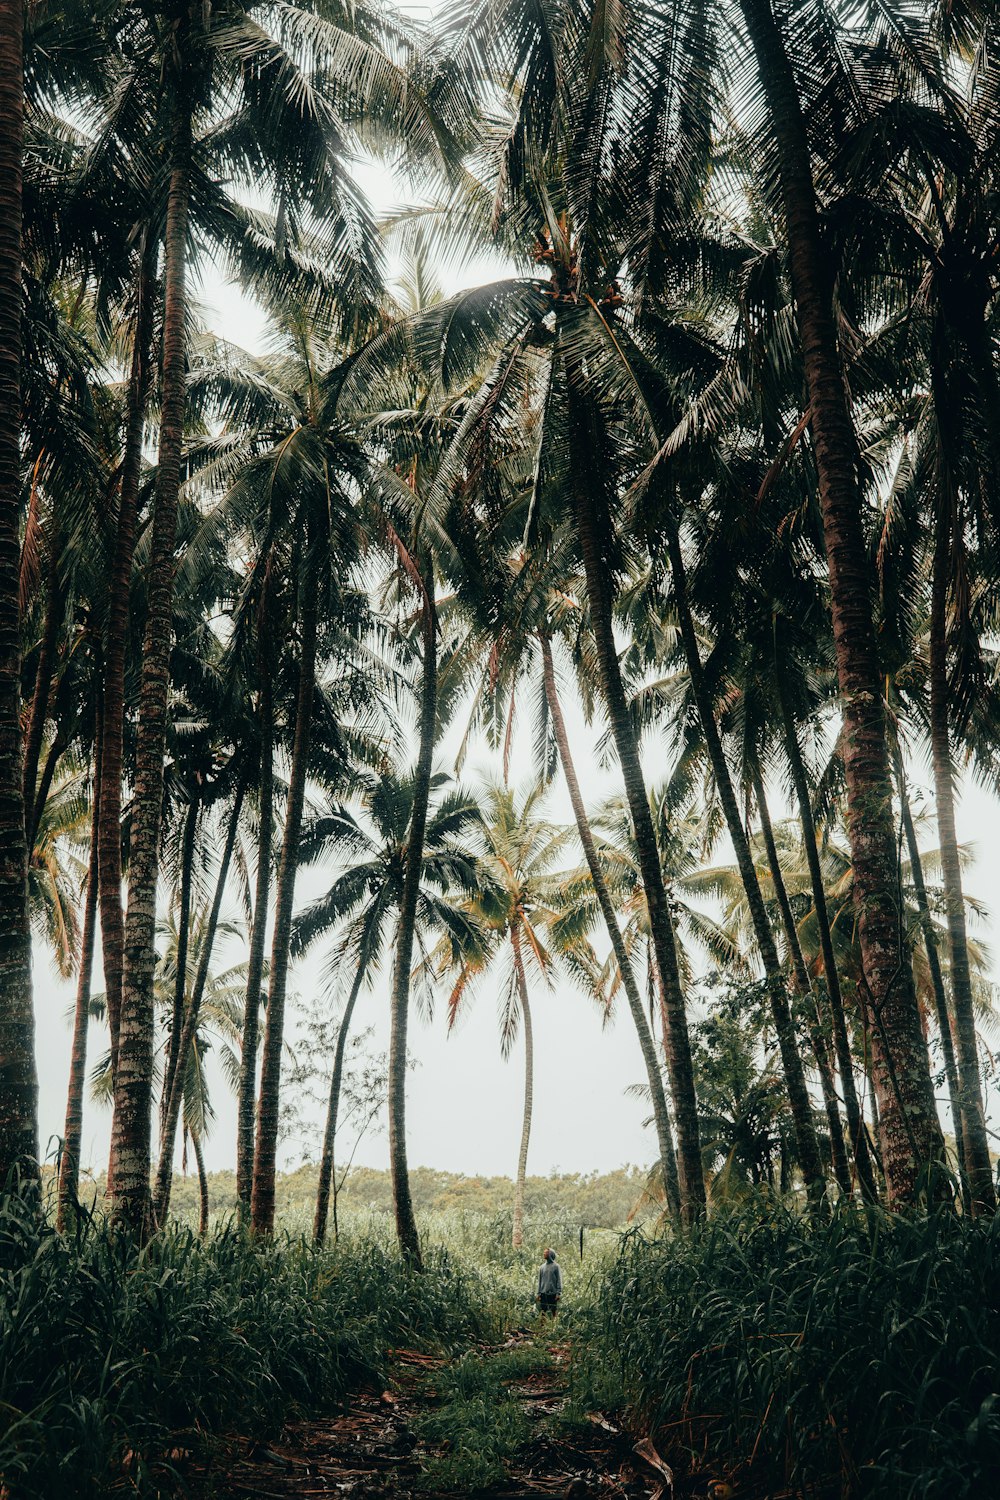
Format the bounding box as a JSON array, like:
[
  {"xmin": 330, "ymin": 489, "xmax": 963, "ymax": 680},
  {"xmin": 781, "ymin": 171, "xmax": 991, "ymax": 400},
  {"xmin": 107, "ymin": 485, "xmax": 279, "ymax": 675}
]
[
  {"xmin": 567, "ymin": 387, "xmax": 704, "ymax": 1223},
  {"xmin": 779, "ymin": 695, "xmax": 878, "ymax": 1202},
  {"xmin": 154, "ymin": 782, "xmax": 246, "ymax": 1224},
  {"xmin": 99, "ymin": 244, "xmax": 156, "ymax": 1083},
  {"xmin": 190, "ymin": 1128, "xmax": 208, "ymax": 1236},
  {"xmin": 928, "ymin": 502, "xmax": 994, "ymax": 1214},
  {"xmin": 22, "ymin": 536, "xmax": 62, "ymax": 846},
  {"xmin": 237, "ymin": 656, "xmax": 272, "ymax": 1216},
  {"xmin": 313, "ymin": 958, "xmax": 367, "ymax": 1246},
  {"xmin": 386, "ymin": 551, "xmax": 435, "ymax": 1266},
  {"xmin": 58, "ymin": 718, "xmax": 102, "ymax": 1228},
  {"xmin": 897, "ymin": 763, "xmax": 970, "ymax": 1212},
  {"xmin": 540, "ymin": 632, "xmax": 681, "ymax": 1218},
  {"xmin": 510, "ymin": 925, "xmax": 534, "ymax": 1250},
  {"xmin": 0, "ymin": 0, "xmax": 37, "ymax": 1194},
  {"xmin": 251, "ymin": 551, "xmax": 319, "ymax": 1236},
  {"xmin": 738, "ymin": 0, "xmax": 945, "ymax": 1204},
  {"xmin": 161, "ymin": 794, "xmax": 199, "ymax": 1135},
  {"xmin": 752, "ymin": 766, "xmax": 851, "ymax": 1195},
  {"xmin": 667, "ymin": 524, "xmax": 825, "ymax": 1197},
  {"xmin": 111, "ymin": 110, "xmax": 192, "ymax": 1235}
]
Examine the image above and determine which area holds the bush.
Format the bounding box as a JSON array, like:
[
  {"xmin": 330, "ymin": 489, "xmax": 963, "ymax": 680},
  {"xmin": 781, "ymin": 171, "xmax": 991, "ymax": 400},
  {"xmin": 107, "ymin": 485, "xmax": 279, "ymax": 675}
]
[{"xmin": 574, "ymin": 1203, "xmax": 1000, "ymax": 1499}]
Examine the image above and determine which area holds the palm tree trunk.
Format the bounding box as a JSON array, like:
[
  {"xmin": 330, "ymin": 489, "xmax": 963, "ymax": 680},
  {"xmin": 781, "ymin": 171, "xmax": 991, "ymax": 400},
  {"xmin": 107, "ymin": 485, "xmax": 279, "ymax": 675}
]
[
  {"xmin": 22, "ymin": 535, "xmax": 62, "ymax": 847},
  {"xmin": 540, "ymin": 632, "xmax": 680, "ymax": 1218},
  {"xmin": 160, "ymin": 792, "xmax": 198, "ymax": 1135},
  {"xmin": 510, "ymin": 925, "xmax": 534, "ymax": 1250},
  {"xmin": 567, "ymin": 390, "xmax": 704, "ymax": 1223},
  {"xmin": 155, "ymin": 780, "xmax": 246, "ymax": 1224},
  {"xmin": 57, "ymin": 713, "xmax": 102, "ymax": 1229},
  {"xmin": 928, "ymin": 500, "xmax": 994, "ymax": 1214},
  {"xmin": 779, "ymin": 695, "xmax": 878, "ymax": 1201},
  {"xmin": 386, "ymin": 551, "xmax": 435, "ymax": 1266},
  {"xmin": 99, "ymin": 242, "xmax": 157, "ymax": 1085},
  {"xmin": 752, "ymin": 765, "xmax": 851, "ymax": 1195},
  {"xmin": 251, "ymin": 550, "xmax": 319, "ymax": 1236},
  {"xmin": 190, "ymin": 1128, "xmax": 208, "ymax": 1236},
  {"xmin": 896, "ymin": 760, "xmax": 970, "ymax": 1211},
  {"xmin": 666, "ymin": 523, "xmax": 825, "ymax": 1197},
  {"xmin": 314, "ymin": 958, "xmax": 367, "ymax": 1246},
  {"xmin": 0, "ymin": 0, "xmax": 37, "ymax": 1195},
  {"xmin": 737, "ymin": 0, "xmax": 945, "ymax": 1204},
  {"xmin": 110, "ymin": 106, "xmax": 192, "ymax": 1236},
  {"xmin": 237, "ymin": 656, "xmax": 272, "ymax": 1217}
]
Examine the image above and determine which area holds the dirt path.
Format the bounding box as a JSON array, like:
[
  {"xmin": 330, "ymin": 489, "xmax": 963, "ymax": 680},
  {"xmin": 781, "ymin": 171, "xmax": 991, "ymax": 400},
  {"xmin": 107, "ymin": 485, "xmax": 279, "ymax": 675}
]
[{"xmin": 194, "ymin": 1332, "xmax": 674, "ymax": 1498}]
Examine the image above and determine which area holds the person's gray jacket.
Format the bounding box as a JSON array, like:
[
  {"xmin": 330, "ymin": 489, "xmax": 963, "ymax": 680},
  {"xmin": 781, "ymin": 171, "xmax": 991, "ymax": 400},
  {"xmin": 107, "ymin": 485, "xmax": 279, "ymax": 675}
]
[{"xmin": 538, "ymin": 1258, "xmax": 562, "ymax": 1297}]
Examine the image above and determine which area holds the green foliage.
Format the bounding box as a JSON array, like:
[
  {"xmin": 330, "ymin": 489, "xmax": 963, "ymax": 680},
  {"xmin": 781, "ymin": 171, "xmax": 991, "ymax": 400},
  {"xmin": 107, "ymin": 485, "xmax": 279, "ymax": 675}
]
[
  {"xmin": 574, "ymin": 1205, "xmax": 1000, "ymax": 1498},
  {"xmin": 414, "ymin": 1344, "xmax": 552, "ymax": 1491}
]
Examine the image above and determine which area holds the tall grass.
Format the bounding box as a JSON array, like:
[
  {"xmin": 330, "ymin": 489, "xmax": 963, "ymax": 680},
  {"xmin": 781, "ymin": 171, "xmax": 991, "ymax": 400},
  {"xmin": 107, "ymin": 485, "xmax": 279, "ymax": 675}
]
[{"xmin": 574, "ymin": 1203, "xmax": 1000, "ymax": 1498}]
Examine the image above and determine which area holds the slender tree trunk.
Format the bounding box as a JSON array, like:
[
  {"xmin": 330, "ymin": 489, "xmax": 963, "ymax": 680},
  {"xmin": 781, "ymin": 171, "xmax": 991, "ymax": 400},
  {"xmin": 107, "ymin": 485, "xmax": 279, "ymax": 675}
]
[
  {"xmin": 57, "ymin": 714, "xmax": 102, "ymax": 1229},
  {"xmin": 99, "ymin": 243, "xmax": 156, "ymax": 1084},
  {"xmin": 896, "ymin": 763, "xmax": 970, "ymax": 1211},
  {"xmin": 0, "ymin": 0, "xmax": 37, "ymax": 1196},
  {"xmin": 928, "ymin": 500, "xmax": 994, "ymax": 1214},
  {"xmin": 190, "ymin": 1128, "xmax": 208, "ymax": 1236},
  {"xmin": 752, "ymin": 765, "xmax": 851, "ymax": 1195},
  {"xmin": 567, "ymin": 382, "xmax": 704, "ymax": 1223},
  {"xmin": 22, "ymin": 535, "xmax": 62, "ymax": 846},
  {"xmin": 779, "ymin": 695, "xmax": 878, "ymax": 1201},
  {"xmin": 314, "ymin": 958, "xmax": 367, "ymax": 1245},
  {"xmin": 155, "ymin": 781, "xmax": 245, "ymax": 1224},
  {"xmin": 251, "ymin": 551, "xmax": 319, "ymax": 1236},
  {"xmin": 540, "ymin": 632, "xmax": 680, "ymax": 1217},
  {"xmin": 510, "ymin": 925, "xmax": 534, "ymax": 1250},
  {"xmin": 667, "ymin": 523, "xmax": 825, "ymax": 1196},
  {"xmin": 236, "ymin": 660, "xmax": 272, "ymax": 1217},
  {"xmin": 111, "ymin": 106, "xmax": 192, "ymax": 1236},
  {"xmin": 738, "ymin": 0, "xmax": 945, "ymax": 1203},
  {"xmin": 161, "ymin": 792, "xmax": 198, "ymax": 1134},
  {"xmin": 386, "ymin": 559, "xmax": 435, "ymax": 1266}
]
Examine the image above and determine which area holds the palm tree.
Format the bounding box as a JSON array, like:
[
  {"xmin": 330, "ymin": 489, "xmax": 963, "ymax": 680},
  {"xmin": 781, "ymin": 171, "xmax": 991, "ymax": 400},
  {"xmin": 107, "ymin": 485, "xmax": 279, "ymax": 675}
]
[{"xmin": 292, "ymin": 768, "xmax": 483, "ymax": 1244}]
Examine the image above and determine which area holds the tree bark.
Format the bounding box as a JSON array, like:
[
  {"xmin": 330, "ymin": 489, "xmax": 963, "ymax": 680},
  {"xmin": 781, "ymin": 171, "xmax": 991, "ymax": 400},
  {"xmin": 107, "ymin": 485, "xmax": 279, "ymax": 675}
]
[
  {"xmin": 567, "ymin": 381, "xmax": 704, "ymax": 1223},
  {"xmin": 752, "ymin": 764, "xmax": 851, "ymax": 1195},
  {"xmin": 98, "ymin": 243, "xmax": 157, "ymax": 1085},
  {"xmin": 928, "ymin": 498, "xmax": 994, "ymax": 1214},
  {"xmin": 22, "ymin": 532, "xmax": 62, "ymax": 847},
  {"xmin": 0, "ymin": 0, "xmax": 37, "ymax": 1196},
  {"xmin": 251, "ymin": 550, "xmax": 319, "ymax": 1236},
  {"xmin": 160, "ymin": 790, "xmax": 198, "ymax": 1135},
  {"xmin": 236, "ymin": 654, "xmax": 272, "ymax": 1217},
  {"xmin": 540, "ymin": 631, "xmax": 680, "ymax": 1217},
  {"xmin": 314, "ymin": 957, "xmax": 367, "ymax": 1245},
  {"xmin": 190, "ymin": 1128, "xmax": 208, "ymax": 1236},
  {"xmin": 896, "ymin": 761, "xmax": 970, "ymax": 1212},
  {"xmin": 386, "ymin": 560, "xmax": 435, "ymax": 1266},
  {"xmin": 666, "ymin": 522, "xmax": 825, "ymax": 1197},
  {"xmin": 737, "ymin": 0, "xmax": 945, "ymax": 1204},
  {"xmin": 110, "ymin": 105, "xmax": 192, "ymax": 1236},
  {"xmin": 155, "ymin": 781, "xmax": 245, "ymax": 1224},
  {"xmin": 510, "ymin": 924, "xmax": 534, "ymax": 1250},
  {"xmin": 779, "ymin": 694, "xmax": 878, "ymax": 1201},
  {"xmin": 57, "ymin": 713, "xmax": 102, "ymax": 1229}
]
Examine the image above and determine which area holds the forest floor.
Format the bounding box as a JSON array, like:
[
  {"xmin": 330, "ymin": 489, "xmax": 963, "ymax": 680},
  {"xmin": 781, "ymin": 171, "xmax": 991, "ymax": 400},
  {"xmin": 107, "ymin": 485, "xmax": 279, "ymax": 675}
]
[{"xmin": 191, "ymin": 1329, "xmax": 677, "ymax": 1499}]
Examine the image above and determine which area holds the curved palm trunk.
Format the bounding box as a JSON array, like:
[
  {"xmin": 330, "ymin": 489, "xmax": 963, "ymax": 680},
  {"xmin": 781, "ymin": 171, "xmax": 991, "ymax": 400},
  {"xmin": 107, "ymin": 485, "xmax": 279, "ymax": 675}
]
[
  {"xmin": 99, "ymin": 244, "xmax": 156, "ymax": 1084},
  {"xmin": 779, "ymin": 697, "xmax": 878, "ymax": 1202},
  {"xmin": 237, "ymin": 658, "xmax": 272, "ymax": 1217},
  {"xmin": 0, "ymin": 0, "xmax": 37, "ymax": 1195},
  {"xmin": 111, "ymin": 110, "xmax": 192, "ymax": 1236},
  {"xmin": 567, "ymin": 385, "xmax": 704, "ymax": 1224},
  {"xmin": 738, "ymin": 0, "xmax": 945, "ymax": 1204},
  {"xmin": 190, "ymin": 1128, "xmax": 208, "ymax": 1236},
  {"xmin": 314, "ymin": 959, "xmax": 367, "ymax": 1245},
  {"xmin": 752, "ymin": 765, "xmax": 851, "ymax": 1195},
  {"xmin": 667, "ymin": 524, "xmax": 825, "ymax": 1197},
  {"xmin": 160, "ymin": 793, "xmax": 198, "ymax": 1135},
  {"xmin": 929, "ymin": 502, "xmax": 994, "ymax": 1214},
  {"xmin": 386, "ymin": 558, "xmax": 435, "ymax": 1266},
  {"xmin": 57, "ymin": 716, "xmax": 102, "ymax": 1229},
  {"xmin": 510, "ymin": 925, "xmax": 534, "ymax": 1250},
  {"xmin": 22, "ymin": 536, "xmax": 62, "ymax": 846},
  {"xmin": 896, "ymin": 763, "xmax": 969, "ymax": 1212},
  {"xmin": 540, "ymin": 632, "xmax": 680, "ymax": 1218},
  {"xmin": 154, "ymin": 782, "xmax": 246, "ymax": 1224},
  {"xmin": 251, "ymin": 552, "xmax": 319, "ymax": 1236}
]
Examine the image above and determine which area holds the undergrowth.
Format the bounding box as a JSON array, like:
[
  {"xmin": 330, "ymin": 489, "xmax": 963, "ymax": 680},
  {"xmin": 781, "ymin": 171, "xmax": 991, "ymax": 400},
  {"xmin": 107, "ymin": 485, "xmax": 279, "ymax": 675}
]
[
  {"xmin": 573, "ymin": 1202, "xmax": 1000, "ymax": 1499},
  {"xmin": 414, "ymin": 1343, "xmax": 553, "ymax": 1491}
]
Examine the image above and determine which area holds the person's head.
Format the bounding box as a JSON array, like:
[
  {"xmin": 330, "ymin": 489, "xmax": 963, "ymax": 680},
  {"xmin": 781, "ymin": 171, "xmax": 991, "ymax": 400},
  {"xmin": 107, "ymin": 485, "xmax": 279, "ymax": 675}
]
[{"xmin": 544, "ymin": 1248, "xmax": 555, "ymax": 1263}]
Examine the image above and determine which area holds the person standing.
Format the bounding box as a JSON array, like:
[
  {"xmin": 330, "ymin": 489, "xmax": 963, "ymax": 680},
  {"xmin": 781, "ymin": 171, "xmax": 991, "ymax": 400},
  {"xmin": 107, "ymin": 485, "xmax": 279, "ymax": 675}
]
[{"xmin": 537, "ymin": 1247, "xmax": 562, "ymax": 1317}]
